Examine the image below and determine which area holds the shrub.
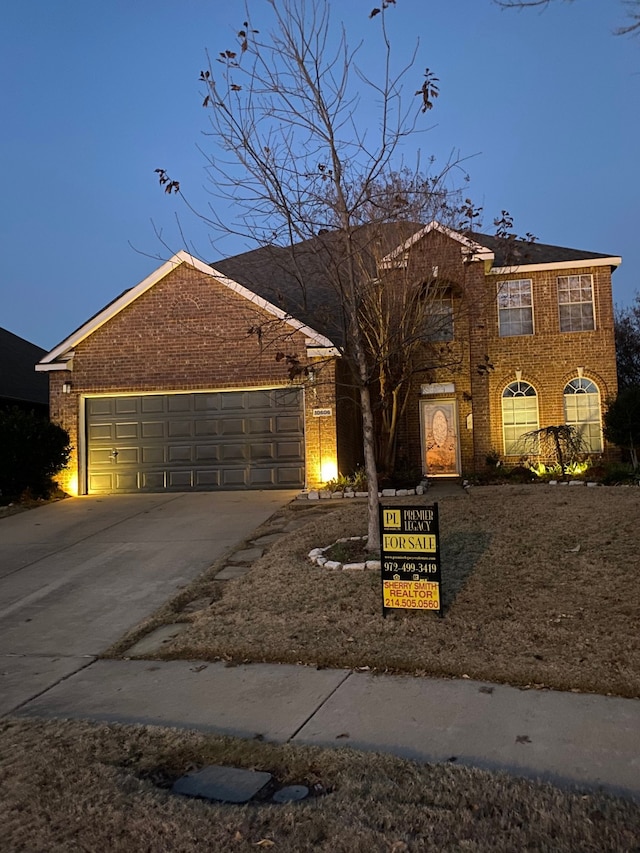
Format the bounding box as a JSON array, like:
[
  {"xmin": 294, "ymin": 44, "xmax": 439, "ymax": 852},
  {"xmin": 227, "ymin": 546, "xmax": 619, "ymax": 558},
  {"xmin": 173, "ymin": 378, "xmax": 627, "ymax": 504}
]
[
  {"xmin": 520, "ymin": 425, "xmax": 588, "ymax": 479},
  {"xmin": 485, "ymin": 449, "xmax": 501, "ymax": 467},
  {"xmin": 604, "ymin": 387, "xmax": 640, "ymax": 470},
  {"xmin": 505, "ymin": 465, "xmax": 535, "ymax": 483},
  {"xmin": 389, "ymin": 459, "xmax": 423, "ymax": 488},
  {"xmin": 598, "ymin": 462, "xmax": 639, "ymax": 486},
  {"xmin": 324, "ymin": 473, "xmax": 353, "ymax": 493},
  {"xmin": 0, "ymin": 407, "xmax": 71, "ymax": 500}
]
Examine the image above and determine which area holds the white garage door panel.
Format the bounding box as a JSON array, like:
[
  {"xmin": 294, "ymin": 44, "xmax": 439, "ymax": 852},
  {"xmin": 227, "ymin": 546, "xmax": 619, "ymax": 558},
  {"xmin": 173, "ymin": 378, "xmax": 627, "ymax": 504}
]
[{"xmin": 86, "ymin": 389, "xmax": 305, "ymax": 493}]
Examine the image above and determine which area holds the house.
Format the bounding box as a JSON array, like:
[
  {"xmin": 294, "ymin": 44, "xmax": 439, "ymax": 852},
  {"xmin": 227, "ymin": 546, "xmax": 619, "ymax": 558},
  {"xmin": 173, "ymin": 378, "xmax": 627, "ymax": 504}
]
[
  {"xmin": 36, "ymin": 222, "xmax": 621, "ymax": 495},
  {"xmin": 0, "ymin": 327, "xmax": 49, "ymax": 414}
]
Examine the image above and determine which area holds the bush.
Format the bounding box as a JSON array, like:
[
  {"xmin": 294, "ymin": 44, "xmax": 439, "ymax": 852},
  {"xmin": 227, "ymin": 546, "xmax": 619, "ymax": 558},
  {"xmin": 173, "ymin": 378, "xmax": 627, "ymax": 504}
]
[
  {"xmin": 0, "ymin": 407, "xmax": 71, "ymax": 500},
  {"xmin": 598, "ymin": 462, "xmax": 639, "ymax": 486},
  {"xmin": 604, "ymin": 386, "xmax": 640, "ymax": 470}
]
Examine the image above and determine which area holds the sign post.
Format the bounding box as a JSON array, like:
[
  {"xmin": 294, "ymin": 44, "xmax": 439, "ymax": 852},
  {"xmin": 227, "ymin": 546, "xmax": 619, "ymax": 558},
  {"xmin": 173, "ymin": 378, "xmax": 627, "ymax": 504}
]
[{"xmin": 379, "ymin": 504, "xmax": 441, "ymax": 616}]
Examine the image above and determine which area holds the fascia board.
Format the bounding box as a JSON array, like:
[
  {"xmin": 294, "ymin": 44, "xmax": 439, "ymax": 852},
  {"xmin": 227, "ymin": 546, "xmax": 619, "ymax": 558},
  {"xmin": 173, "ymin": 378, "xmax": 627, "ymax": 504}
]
[
  {"xmin": 35, "ymin": 362, "xmax": 72, "ymax": 372},
  {"xmin": 38, "ymin": 250, "xmax": 336, "ymax": 367},
  {"xmin": 489, "ymin": 257, "xmax": 622, "ymax": 275},
  {"xmin": 306, "ymin": 346, "xmax": 341, "ymax": 358}
]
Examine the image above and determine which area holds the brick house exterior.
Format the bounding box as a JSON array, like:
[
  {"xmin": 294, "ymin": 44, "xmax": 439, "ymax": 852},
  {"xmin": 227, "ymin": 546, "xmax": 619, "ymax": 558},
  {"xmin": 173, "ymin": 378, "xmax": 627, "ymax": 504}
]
[
  {"xmin": 389, "ymin": 223, "xmax": 621, "ymax": 475},
  {"xmin": 37, "ymin": 222, "xmax": 621, "ymax": 494}
]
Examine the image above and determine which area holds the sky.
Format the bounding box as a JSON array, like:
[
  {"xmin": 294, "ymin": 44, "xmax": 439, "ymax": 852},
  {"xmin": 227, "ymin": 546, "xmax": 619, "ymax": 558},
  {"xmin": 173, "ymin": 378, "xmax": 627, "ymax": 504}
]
[{"xmin": 2, "ymin": 0, "xmax": 639, "ymax": 351}]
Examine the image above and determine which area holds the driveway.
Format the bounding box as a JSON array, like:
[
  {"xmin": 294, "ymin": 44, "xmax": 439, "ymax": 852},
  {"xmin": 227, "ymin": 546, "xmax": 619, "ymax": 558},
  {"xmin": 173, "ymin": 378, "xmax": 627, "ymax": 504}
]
[{"xmin": 0, "ymin": 491, "xmax": 295, "ymax": 715}]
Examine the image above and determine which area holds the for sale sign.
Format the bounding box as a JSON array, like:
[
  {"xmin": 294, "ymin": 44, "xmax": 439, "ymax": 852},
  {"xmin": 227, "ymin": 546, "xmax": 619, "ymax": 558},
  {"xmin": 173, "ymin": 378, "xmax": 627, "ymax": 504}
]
[{"xmin": 380, "ymin": 504, "xmax": 441, "ymax": 615}]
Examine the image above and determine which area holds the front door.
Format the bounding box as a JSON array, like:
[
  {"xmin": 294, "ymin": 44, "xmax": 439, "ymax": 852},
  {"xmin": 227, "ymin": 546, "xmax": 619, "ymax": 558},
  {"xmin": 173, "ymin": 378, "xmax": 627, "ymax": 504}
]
[{"xmin": 422, "ymin": 399, "xmax": 460, "ymax": 477}]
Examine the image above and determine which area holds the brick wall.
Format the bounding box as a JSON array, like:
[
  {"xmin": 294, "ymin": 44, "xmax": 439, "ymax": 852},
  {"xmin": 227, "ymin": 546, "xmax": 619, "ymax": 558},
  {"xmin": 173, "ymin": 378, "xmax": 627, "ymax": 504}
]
[
  {"xmin": 484, "ymin": 265, "xmax": 617, "ymax": 464},
  {"xmin": 388, "ymin": 232, "xmax": 618, "ymax": 476},
  {"xmin": 49, "ymin": 264, "xmax": 339, "ymax": 492}
]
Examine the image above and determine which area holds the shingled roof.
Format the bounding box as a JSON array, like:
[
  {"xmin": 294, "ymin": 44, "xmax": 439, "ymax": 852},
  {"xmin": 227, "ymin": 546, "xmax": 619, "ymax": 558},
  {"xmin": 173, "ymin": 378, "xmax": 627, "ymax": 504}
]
[
  {"xmin": 469, "ymin": 232, "xmax": 618, "ymax": 268},
  {"xmin": 211, "ymin": 223, "xmax": 620, "ymax": 345},
  {"xmin": 211, "ymin": 223, "xmax": 422, "ymax": 346},
  {"xmin": 39, "ymin": 222, "xmax": 620, "ymax": 368},
  {"xmin": 0, "ymin": 327, "xmax": 48, "ymax": 407}
]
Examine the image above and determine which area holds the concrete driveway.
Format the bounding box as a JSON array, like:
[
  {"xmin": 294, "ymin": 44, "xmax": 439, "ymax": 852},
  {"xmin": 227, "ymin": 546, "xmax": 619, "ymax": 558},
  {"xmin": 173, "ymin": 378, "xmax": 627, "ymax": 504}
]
[{"xmin": 0, "ymin": 491, "xmax": 295, "ymax": 715}]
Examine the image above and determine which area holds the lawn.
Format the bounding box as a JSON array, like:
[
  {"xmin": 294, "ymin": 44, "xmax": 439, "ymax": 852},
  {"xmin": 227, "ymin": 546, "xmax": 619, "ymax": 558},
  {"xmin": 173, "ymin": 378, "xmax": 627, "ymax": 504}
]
[
  {"xmin": 110, "ymin": 485, "xmax": 640, "ymax": 699},
  {"xmin": 2, "ymin": 717, "xmax": 639, "ymax": 852}
]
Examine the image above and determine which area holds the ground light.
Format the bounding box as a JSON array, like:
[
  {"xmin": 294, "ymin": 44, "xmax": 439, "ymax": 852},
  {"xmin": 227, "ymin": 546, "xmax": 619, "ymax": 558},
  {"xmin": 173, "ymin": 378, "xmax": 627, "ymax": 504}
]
[{"xmin": 320, "ymin": 458, "xmax": 338, "ymax": 483}]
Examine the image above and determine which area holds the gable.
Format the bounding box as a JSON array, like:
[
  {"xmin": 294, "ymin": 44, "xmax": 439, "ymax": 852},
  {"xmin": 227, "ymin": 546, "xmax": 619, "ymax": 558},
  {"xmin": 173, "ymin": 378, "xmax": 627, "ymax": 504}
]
[
  {"xmin": 37, "ymin": 251, "xmax": 336, "ymax": 371},
  {"xmin": 381, "ymin": 220, "xmax": 621, "ymax": 275}
]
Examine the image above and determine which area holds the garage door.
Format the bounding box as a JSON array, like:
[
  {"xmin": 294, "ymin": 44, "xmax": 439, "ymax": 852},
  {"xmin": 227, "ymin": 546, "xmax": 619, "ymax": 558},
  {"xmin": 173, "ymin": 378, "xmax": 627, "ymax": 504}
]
[{"xmin": 85, "ymin": 389, "xmax": 305, "ymax": 493}]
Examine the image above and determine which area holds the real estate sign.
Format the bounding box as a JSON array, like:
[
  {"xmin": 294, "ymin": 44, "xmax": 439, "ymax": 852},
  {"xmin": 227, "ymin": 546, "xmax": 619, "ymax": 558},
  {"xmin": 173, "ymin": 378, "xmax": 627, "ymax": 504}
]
[{"xmin": 380, "ymin": 504, "xmax": 441, "ymax": 615}]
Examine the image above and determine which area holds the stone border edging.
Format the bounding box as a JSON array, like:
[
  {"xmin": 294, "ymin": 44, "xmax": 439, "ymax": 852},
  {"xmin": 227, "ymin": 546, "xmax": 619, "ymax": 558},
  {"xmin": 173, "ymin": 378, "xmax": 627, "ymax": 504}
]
[
  {"xmin": 297, "ymin": 485, "xmax": 427, "ymax": 501},
  {"xmin": 308, "ymin": 536, "xmax": 381, "ymax": 572}
]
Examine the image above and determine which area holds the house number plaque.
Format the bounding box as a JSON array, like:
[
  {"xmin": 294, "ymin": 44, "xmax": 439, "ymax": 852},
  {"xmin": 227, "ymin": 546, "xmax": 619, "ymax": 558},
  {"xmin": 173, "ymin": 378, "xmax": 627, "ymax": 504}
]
[{"xmin": 379, "ymin": 504, "xmax": 441, "ymax": 616}]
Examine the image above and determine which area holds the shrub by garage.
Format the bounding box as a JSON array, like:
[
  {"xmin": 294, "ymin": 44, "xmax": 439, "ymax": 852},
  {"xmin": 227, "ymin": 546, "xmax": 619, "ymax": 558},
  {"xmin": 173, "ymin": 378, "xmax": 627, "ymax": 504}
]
[{"xmin": 0, "ymin": 407, "xmax": 71, "ymax": 500}]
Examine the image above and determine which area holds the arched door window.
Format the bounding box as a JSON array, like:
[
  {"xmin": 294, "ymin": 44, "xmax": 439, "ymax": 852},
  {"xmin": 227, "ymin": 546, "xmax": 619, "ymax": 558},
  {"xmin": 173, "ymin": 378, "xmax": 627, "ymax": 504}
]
[
  {"xmin": 502, "ymin": 381, "xmax": 539, "ymax": 455},
  {"xmin": 564, "ymin": 378, "xmax": 602, "ymax": 452}
]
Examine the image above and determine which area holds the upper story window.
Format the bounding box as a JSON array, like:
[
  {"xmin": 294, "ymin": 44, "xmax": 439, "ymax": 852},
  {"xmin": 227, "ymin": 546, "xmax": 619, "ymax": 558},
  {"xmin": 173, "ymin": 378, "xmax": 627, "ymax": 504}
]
[
  {"xmin": 424, "ymin": 292, "xmax": 454, "ymax": 342},
  {"xmin": 497, "ymin": 279, "xmax": 533, "ymax": 337},
  {"xmin": 558, "ymin": 274, "xmax": 595, "ymax": 332}
]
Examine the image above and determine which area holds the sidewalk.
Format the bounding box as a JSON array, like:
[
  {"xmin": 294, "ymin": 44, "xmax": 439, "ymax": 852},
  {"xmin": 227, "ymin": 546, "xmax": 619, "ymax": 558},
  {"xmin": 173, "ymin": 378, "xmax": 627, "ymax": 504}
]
[{"xmin": 12, "ymin": 658, "xmax": 640, "ymax": 802}]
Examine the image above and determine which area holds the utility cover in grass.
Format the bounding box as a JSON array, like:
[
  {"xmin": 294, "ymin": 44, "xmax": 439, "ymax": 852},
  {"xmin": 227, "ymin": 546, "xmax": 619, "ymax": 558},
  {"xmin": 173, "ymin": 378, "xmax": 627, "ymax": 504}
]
[
  {"xmin": 172, "ymin": 765, "xmax": 272, "ymax": 803},
  {"xmin": 272, "ymin": 785, "xmax": 309, "ymax": 803}
]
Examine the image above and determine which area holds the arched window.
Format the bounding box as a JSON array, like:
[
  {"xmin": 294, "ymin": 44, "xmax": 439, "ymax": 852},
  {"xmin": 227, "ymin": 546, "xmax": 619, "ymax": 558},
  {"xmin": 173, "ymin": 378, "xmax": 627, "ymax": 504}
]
[
  {"xmin": 564, "ymin": 378, "xmax": 602, "ymax": 452},
  {"xmin": 502, "ymin": 381, "xmax": 539, "ymax": 455}
]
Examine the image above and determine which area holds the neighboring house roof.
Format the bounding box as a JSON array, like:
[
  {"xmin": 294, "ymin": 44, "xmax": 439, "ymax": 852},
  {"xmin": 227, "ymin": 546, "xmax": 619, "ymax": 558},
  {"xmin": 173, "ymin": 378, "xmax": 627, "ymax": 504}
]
[{"xmin": 0, "ymin": 327, "xmax": 49, "ymax": 406}]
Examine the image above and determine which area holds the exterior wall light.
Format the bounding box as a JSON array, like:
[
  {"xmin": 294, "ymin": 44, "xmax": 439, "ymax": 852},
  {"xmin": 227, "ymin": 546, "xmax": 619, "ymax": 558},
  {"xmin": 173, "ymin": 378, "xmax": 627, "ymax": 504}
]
[{"xmin": 62, "ymin": 382, "xmax": 72, "ymax": 394}]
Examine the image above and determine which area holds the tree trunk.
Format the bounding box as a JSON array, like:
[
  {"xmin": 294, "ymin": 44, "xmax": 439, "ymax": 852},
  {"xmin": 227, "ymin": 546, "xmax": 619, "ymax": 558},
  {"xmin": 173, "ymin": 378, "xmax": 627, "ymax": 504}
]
[{"xmin": 359, "ymin": 381, "xmax": 381, "ymax": 552}]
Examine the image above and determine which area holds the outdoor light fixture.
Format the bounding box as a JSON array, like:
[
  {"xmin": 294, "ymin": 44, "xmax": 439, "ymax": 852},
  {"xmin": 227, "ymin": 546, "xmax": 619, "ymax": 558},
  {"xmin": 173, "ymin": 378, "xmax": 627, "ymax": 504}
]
[
  {"xmin": 62, "ymin": 382, "xmax": 72, "ymax": 394},
  {"xmin": 320, "ymin": 458, "xmax": 338, "ymax": 483}
]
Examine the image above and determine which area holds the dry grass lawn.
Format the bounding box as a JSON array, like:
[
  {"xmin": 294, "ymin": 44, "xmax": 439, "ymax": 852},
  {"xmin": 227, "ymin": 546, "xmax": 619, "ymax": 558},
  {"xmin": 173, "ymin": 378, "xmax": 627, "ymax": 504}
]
[
  {"xmin": 2, "ymin": 717, "xmax": 639, "ymax": 852},
  {"xmin": 112, "ymin": 485, "xmax": 640, "ymax": 699}
]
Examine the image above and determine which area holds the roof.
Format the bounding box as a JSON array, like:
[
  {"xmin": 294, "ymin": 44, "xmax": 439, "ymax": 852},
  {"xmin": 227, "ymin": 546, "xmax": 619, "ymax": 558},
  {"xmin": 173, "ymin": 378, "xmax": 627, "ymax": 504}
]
[
  {"xmin": 0, "ymin": 327, "xmax": 49, "ymax": 405},
  {"xmin": 469, "ymin": 232, "xmax": 620, "ymax": 270},
  {"xmin": 37, "ymin": 221, "xmax": 621, "ymax": 368},
  {"xmin": 212, "ymin": 222, "xmax": 621, "ymax": 344},
  {"xmin": 212, "ymin": 222, "xmax": 425, "ymax": 347}
]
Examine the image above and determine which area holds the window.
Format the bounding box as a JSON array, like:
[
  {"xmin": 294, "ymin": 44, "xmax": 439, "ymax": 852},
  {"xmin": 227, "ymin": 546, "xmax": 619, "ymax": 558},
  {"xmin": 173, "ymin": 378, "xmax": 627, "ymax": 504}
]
[
  {"xmin": 498, "ymin": 280, "xmax": 533, "ymax": 336},
  {"xmin": 564, "ymin": 378, "xmax": 602, "ymax": 452},
  {"xmin": 502, "ymin": 381, "xmax": 539, "ymax": 455},
  {"xmin": 424, "ymin": 293, "xmax": 454, "ymax": 341},
  {"xmin": 558, "ymin": 275, "xmax": 595, "ymax": 332}
]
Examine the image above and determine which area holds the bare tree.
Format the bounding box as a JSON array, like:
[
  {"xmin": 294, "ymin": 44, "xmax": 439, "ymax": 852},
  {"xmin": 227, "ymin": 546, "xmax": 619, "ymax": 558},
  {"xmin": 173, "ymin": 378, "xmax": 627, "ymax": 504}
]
[
  {"xmin": 493, "ymin": 0, "xmax": 640, "ymax": 35},
  {"xmin": 157, "ymin": 1, "xmax": 518, "ymax": 552},
  {"xmin": 161, "ymin": 0, "xmax": 483, "ymax": 551},
  {"xmin": 615, "ymin": 293, "xmax": 640, "ymax": 390}
]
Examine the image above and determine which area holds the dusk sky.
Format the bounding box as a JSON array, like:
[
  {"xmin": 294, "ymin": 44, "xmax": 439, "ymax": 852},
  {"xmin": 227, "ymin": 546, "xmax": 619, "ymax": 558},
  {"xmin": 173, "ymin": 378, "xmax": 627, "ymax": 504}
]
[{"xmin": 2, "ymin": 0, "xmax": 638, "ymax": 351}]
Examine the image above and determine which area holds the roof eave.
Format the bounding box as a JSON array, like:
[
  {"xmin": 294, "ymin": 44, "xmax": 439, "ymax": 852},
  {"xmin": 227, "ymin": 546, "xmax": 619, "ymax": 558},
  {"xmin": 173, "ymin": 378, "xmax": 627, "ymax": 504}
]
[{"xmin": 489, "ymin": 256, "xmax": 622, "ymax": 275}]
